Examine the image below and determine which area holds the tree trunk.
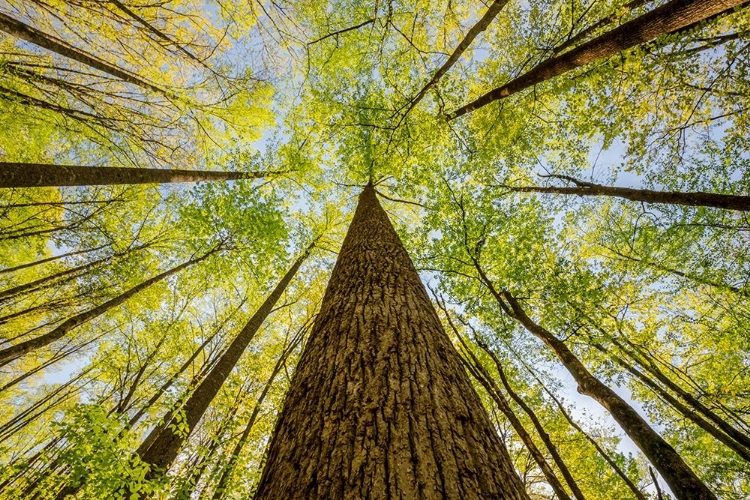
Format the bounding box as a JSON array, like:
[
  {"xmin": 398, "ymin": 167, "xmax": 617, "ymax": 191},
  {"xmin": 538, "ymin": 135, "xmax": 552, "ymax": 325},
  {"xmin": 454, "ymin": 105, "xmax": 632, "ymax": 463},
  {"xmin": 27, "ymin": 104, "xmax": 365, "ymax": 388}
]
[
  {"xmin": 482, "ymin": 283, "xmax": 715, "ymax": 499},
  {"xmin": 448, "ymin": 0, "xmax": 748, "ymax": 119},
  {"xmin": 595, "ymin": 343, "xmax": 750, "ymax": 462},
  {"xmin": 0, "ymin": 243, "xmax": 109, "ymax": 276},
  {"xmin": 501, "ymin": 176, "xmax": 750, "ymax": 211},
  {"xmin": 0, "ymin": 11, "xmax": 164, "ymax": 94},
  {"xmin": 401, "ymin": 0, "xmax": 509, "ymax": 117},
  {"xmin": 210, "ymin": 331, "xmax": 304, "ymax": 499},
  {"xmin": 0, "ymin": 162, "xmax": 276, "ymax": 188},
  {"xmin": 0, "ymin": 247, "xmax": 218, "ymax": 366},
  {"xmin": 254, "ymin": 183, "xmax": 529, "ymax": 499},
  {"xmin": 136, "ymin": 246, "xmax": 312, "ymax": 476}
]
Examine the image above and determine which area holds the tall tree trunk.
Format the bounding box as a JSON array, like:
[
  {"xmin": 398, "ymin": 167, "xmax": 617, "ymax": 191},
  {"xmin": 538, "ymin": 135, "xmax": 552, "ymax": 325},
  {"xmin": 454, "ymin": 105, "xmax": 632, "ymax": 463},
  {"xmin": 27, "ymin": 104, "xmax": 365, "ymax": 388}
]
[
  {"xmin": 254, "ymin": 183, "xmax": 529, "ymax": 499},
  {"xmin": 520, "ymin": 357, "xmax": 648, "ymax": 500},
  {"xmin": 474, "ymin": 271, "xmax": 715, "ymax": 499},
  {"xmin": 0, "ymin": 247, "xmax": 219, "ymax": 366},
  {"xmin": 448, "ymin": 0, "xmax": 748, "ymax": 119},
  {"xmin": 136, "ymin": 246, "xmax": 313, "ymax": 476},
  {"xmin": 400, "ymin": 0, "xmax": 509, "ymax": 117},
  {"xmin": 0, "ymin": 12, "xmax": 164, "ymax": 94},
  {"xmin": 472, "ymin": 338, "xmax": 586, "ymax": 499},
  {"xmin": 0, "ymin": 162, "xmax": 278, "ymax": 188},
  {"xmin": 210, "ymin": 329, "xmax": 304, "ymax": 499},
  {"xmin": 0, "ymin": 243, "xmax": 109, "ymax": 276},
  {"xmin": 594, "ymin": 343, "xmax": 750, "ymax": 462},
  {"xmin": 500, "ymin": 175, "xmax": 750, "ymax": 211}
]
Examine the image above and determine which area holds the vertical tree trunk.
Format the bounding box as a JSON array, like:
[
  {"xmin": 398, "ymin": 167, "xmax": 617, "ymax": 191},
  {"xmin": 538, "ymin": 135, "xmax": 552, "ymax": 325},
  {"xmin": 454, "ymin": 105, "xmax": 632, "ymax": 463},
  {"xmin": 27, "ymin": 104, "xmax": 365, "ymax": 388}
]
[
  {"xmin": 136, "ymin": 246, "xmax": 313, "ymax": 476},
  {"xmin": 254, "ymin": 183, "xmax": 529, "ymax": 499},
  {"xmin": 448, "ymin": 0, "xmax": 748, "ymax": 119},
  {"xmin": 0, "ymin": 162, "xmax": 275, "ymax": 188}
]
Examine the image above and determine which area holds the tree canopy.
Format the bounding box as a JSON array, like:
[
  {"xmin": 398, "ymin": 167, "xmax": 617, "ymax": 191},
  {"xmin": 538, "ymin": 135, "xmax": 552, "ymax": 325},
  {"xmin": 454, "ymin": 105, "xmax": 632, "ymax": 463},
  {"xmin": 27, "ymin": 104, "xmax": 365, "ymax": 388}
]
[{"xmin": 1, "ymin": 0, "xmax": 749, "ymax": 498}]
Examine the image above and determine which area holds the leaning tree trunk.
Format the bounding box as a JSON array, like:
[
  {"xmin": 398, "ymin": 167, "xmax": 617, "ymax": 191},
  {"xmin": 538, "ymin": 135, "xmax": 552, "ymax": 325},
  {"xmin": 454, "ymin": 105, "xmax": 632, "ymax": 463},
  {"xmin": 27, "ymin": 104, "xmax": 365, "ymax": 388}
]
[
  {"xmin": 0, "ymin": 12, "xmax": 164, "ymax": 94},
  {"xmin": 0, "ymin": 246, "xmax": 219, "ymax": 366},
  {"xmin": 136, "ymin": 246, "xmax": 313, "ymax": 477},
  {"xmin": 448, "ymin": 0, "xmax": 748, "ymax": 119},
  {"xmin": 254, "ymin": 183, "xmax": 529, "ymax": 499},
  {"xmin": 485, "ymin": 286, "xmax": 716, "ymax": 500},
  {"xmin": 0, "ymin": 162, "xmax": 277, "ymax": 188}
]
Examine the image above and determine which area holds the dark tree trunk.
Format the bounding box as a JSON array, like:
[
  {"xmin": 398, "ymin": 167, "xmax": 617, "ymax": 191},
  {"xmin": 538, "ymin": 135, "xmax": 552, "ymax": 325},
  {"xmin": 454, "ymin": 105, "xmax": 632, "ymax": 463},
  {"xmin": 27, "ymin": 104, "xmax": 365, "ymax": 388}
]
[
  {"xmin": 0, "ymin": 247, "xmax": 218, "ymax": 366},
  {"xmin": 448, "ymin": 0, "xmax": 748, "ymax": 119},
  {"xmin": 254, "ymin": 183, "xmax": 529, "ymax": 499},
  {"xmin": 136, "ymin": 247, "xmax": 312, "ymax": 476},
  {"xmin": 0, "ymin": 162, "xmax": 276, "ymax": 188},
  {"xmin": 501, "ymin": 175, "xmax": 750, "ymax": 211}
]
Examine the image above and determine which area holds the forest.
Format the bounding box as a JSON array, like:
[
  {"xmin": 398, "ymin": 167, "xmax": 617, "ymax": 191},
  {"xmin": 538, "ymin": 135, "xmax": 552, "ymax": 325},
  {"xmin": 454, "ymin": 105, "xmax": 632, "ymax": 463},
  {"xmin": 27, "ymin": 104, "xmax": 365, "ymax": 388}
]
[{"xmin": 0, "ymin": 0, "xmax": 749, "ymax": 498}]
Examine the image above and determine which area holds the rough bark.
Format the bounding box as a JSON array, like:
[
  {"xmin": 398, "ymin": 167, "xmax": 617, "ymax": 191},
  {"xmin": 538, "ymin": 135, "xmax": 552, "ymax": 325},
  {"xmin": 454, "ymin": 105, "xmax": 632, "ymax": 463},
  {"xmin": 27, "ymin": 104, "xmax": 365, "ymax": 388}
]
[
  {"xmin": 501, "ymin": 175, "xmax": 750, "ymax": 211},
  {"xmin": 448, "ymin": 0, "xmax": 748, "ymax": 119},
  {"xmin": 0, "ymin": 11, "xmax": 164, "ymax": 94},
  {"xmin": 254, "ymin": 183, "xmax": 529, "ymax": 500},
  {"xmin": 482, "ymin": 284, "xmax": 715, "ymax": 499},
  {"xmin": 0, "ymin": 247, "xmax": 218, "ymax": 366},
  {"xmin": 137, "ymin": 247, "xmax": 312, "ymax": 476},
  {"xmin": 0, "ymin": 162, "xmax": 276, "ymax": 188}
]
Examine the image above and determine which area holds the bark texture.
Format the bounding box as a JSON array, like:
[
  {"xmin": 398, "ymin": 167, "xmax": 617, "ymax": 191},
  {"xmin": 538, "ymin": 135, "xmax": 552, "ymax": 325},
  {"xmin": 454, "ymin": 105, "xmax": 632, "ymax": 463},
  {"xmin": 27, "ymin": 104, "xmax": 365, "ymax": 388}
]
[
  {"xmin": 255, "ymin": 183, "xmax": 528, "ymax": 500},
  {"xmin": 0, "ymin": 162, "xmax": 270, "ymax": 188},
  {"xmin": 502, "ymin": 176, "xmax": 750, "ymax": 211},
  {"xmin": 448, "ymin": 0, "xmax": 748, "ymax": 119}
]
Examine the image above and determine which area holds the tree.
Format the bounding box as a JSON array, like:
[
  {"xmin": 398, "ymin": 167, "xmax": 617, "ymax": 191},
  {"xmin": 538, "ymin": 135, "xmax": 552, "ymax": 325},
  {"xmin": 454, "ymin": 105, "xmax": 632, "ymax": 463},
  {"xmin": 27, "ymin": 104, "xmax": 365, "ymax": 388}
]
[
  {"xmin": 0, "ymin": 162, "xmax": 281, "ymax": 188},
  {"xmin": 254, "ymin": 183, "xmax": 528, "ymax": 499}
]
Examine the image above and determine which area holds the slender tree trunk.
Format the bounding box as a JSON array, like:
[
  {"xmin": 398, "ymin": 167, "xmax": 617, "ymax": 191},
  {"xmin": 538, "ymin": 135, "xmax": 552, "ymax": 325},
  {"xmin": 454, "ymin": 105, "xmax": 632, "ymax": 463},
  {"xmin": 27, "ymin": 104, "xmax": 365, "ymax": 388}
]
[
  {"xmin": 602, "ymin": 246, "xmax": 748, "ymax": 297},
  {"xmin": 254, "ymin": 183, "xmax": 528, "ymax": 499},
  {"xmin": 594, "ymin": 343, "xmax": 750, "ymax": 462},
  {"xmin": 501, "ymin": 176, "xmax": 750, "ymax": 211},
  {"xmin": 475, "ymin": 276, "xmax": 715, "ymax": 499},
  {"xmin": 0, "ymin": 11, "xmax": 164, "ymax": 94},
  {"xmin": 0, "ymin": 247, "xmax": 218, "ymax": 366},
  {"xmin": 0, "ymin": 162, "xmax": 278, "ymax": 188},
  {"xmin": 523, "ymin": 363, "xmax": 648, "ymax": 500},
  {"xmin": 0, "ymin": 243, "xmax": 109, "ymax": 276},
  {"xmin": 613, "ymin": 338, "xmax": 750, "ymax": 451},
  {"xmin": 0, "ymin": 251, "xmax": 116, "ymax": 303},
  {"xmin": 448, "ymin": 0, "xmax": 748, "ymax": 119},
  {"xmin": 474, "ymin": 340, "xmax": 586, "ymax": 499},
  {"xmin": 401, "ymin": 0, "xmax": 509, "ymax": 117},
  {"xmin": 137, "ymin": 246, "xmax": 313, "ymax": 476},
  {"xmin": 458, "ymin": 340, "xmax": 572, "ymax": 499},
  {"xmin": 435, "ymin": 297, "xmax": 572, "ymax": 498},
  {"xmin": 210, "ymin": 331, "xmax": 304, "ymax": 499}
]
